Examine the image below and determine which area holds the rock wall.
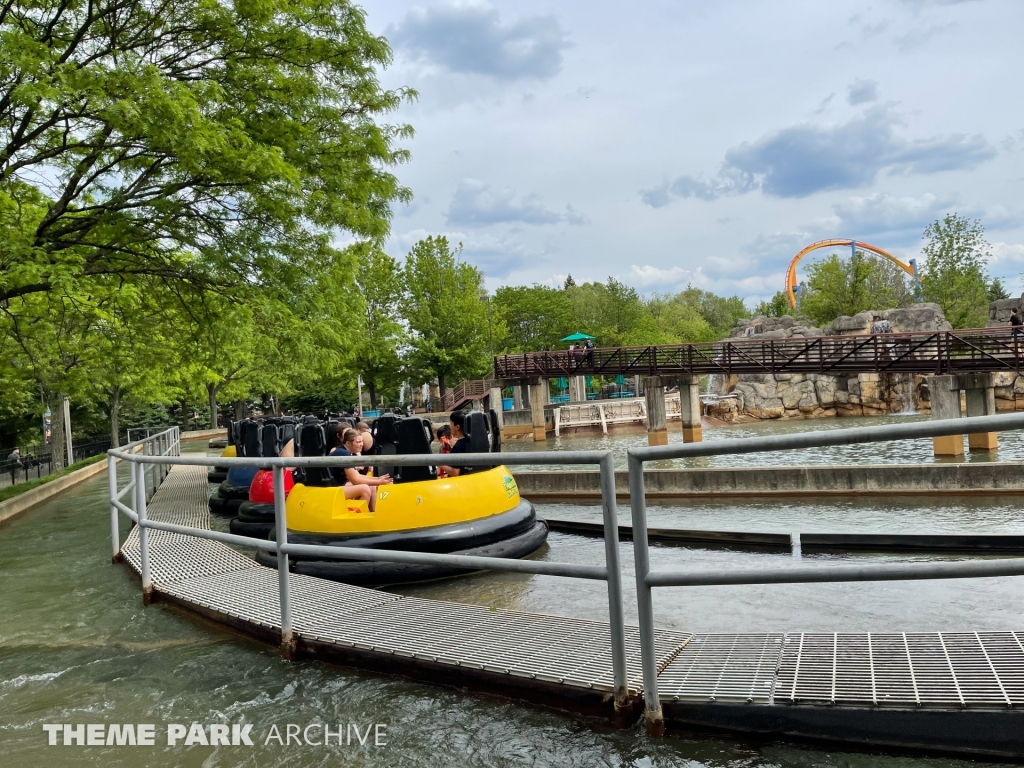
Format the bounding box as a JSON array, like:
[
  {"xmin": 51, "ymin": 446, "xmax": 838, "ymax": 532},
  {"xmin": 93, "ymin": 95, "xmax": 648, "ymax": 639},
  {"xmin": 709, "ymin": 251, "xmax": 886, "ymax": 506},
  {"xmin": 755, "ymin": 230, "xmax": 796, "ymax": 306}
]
[
  {"xmin": 986, "ymin": 297, "xmax": 1024, "ymax": 327},
  {"xmin": 709, "ymin": 303, "xmax": 949, "ymax": 421}
]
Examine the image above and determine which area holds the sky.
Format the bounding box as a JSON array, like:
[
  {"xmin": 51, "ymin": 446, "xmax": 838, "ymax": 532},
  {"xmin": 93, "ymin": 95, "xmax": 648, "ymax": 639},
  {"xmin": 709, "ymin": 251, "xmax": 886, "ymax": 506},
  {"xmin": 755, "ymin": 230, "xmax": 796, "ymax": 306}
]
[{"xmin": 360, "ymin": 0, "xmax": 1024, "ymax": 307}]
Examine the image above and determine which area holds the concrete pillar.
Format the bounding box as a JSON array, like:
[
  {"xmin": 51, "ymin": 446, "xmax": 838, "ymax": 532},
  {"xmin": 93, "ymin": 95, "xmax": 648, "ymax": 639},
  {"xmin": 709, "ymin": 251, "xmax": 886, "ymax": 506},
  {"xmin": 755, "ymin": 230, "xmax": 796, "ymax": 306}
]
[
  {"xmin": 516, "ymin": 383, "xmax": 528, "ymax": 410},
  {"xmin": 678, "ymin": 375, "xmax": 703, "ymax": 443},
  {"xmin": 929, "ymin": 374, "xmax": 964, "ymax": 456},
  {"xmin": 488, "ymin": 387, "xmax": 504, "ymax": 428},
  {"xmin": 569, "ymin": 376, "xmax": 586, "ymax": 403},
  {"xmin": 644, "ymin": 376, "xmax": 668, "ymax": 446},
  {"xmin": 528, "ymin": 379, "xmax": 547, "ymax": 442},
  {"xmin": 633, "ymin": 375, "xmax": 641, "ymax": 398},
  {"xmin": 961, "ymin": 373, "xmax": 997, "ymax": 451}
]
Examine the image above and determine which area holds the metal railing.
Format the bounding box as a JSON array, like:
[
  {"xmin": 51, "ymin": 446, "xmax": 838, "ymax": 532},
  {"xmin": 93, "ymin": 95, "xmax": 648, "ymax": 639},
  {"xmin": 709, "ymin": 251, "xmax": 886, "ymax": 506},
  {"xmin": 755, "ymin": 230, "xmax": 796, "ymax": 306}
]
[
  {"xmin": 108, "ymin": 412, "xmax": 1024, "ymax": 731},
  {"xmin": 2, "ymin": 438, "xmax": 111, "ymax": 489},
  {"xmin": 626, "ymin": 411, "xmax": 1024, "ymax": 734},
  {"xmin": 107, "ymin": 431, "xmax": 631, "ymax": 713},
  {"xmin": 494, "ymin": 327, "xmax": 1024, "ymax": 379}
]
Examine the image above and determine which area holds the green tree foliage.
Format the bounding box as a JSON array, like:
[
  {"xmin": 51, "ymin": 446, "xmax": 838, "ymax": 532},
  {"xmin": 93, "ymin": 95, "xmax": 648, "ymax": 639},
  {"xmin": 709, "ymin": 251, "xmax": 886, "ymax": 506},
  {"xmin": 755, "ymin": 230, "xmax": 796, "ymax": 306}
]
[
  {"xmin": 403, "ymin": 236, "xmax": 489, "ymax": 397},
  {"xmin": 493, "ymin": 285, "xmax": 573, "ymax": 353},
  {"xmin": 352, "ymin": 246, "xmax": 406, "ymax": 408},
  {"xmin": 988, "ymin": 277, "xmax": 1010, "ymax": 302},
  {"xmin": 799, "ymin": 251, "xmax": 915, "ymax": 326},
  {"xmin": 920, "ymin": 214, "xmax": 991, "ymax": 329},
  {"xmin": 754, "ymin": 291, "xmax": 794, "ymax": 319},
  {"xmin": 0, "ymin": 0, "xmax": 412, "ymax": 307}
]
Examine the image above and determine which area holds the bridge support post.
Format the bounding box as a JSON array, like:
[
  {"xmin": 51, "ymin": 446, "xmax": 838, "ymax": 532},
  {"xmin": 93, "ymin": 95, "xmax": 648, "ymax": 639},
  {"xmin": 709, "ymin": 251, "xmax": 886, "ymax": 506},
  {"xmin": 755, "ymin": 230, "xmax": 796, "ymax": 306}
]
[
  {"xmin": 961, "ymin": 373, "xmax": 998, "ymax": 451},
  {"xmin": 488, "ymin": 387, "xmax": 503, "ymax": 428},
  {"xmin": 569, "ymin": 375, "xmax": 586, "ymax": 403},
  {"xmin": 514, "ymin": 383, "xmax": 526, "ymax": 410},
  {"xmin": 644, "ymin": 376, "xmax": 668, "ymax": 446},
  {"xmin": 678, "ymin": 375, "xmax": 703, "ymax": 443},
  {"xmin": 929, "ymin": 374, "xmax": 964, "ymax": 457},
  {"xmin": 529, "ymin": 379, "xmax": 548, "ymax": 442}
]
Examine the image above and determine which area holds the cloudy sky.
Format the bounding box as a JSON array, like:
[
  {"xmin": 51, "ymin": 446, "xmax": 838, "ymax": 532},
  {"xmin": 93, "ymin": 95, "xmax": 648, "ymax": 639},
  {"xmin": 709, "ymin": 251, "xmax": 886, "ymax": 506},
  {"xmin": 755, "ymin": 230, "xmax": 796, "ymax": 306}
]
[{"xmin": 363, "ymin": 0, "xmax": 1023, "ymax": 305}]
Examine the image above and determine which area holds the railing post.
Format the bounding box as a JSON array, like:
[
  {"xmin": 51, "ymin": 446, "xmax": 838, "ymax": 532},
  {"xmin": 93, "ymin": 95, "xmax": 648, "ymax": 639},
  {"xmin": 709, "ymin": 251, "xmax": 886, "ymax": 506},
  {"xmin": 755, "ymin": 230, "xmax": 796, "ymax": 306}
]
[
  {"xmin": 628, "ymin": 452, "xmax": 664, "ymax": 735},
  {"xmin": 274, "ymin": 465, "xmax": 296, "ymax": 659},
  {"xmin": 108, "ymin": 454, "xmax": 121, "ymax": 564},
  {"xmin": 598, "ymin": 453, "xmax": 630, "ymax": 722},
  {"xmin": 134, "ymin": 459, "xmax": 153, "ymax": 605}
]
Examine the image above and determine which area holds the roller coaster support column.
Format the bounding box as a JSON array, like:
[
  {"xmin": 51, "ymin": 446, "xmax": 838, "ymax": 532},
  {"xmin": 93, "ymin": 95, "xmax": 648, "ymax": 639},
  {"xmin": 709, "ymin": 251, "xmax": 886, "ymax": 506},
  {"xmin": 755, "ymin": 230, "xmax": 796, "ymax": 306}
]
[
  {"xmin": 529, "ymin": 379, "xmax": 548, "ymax": 442},
  {"xmin": 961, "ymin": 373, "xmax": 998, "ymax": 451},
  {"xmin": 678, "ymin": 375, "xmax": 703, "ymax": 443},
  {"xmin": 929, "ymin": 375, "xmax": 964, "ymax": 457},
  {"xmin": 644, "ymin": 376, "xmax": 668, "ymax": 446}
]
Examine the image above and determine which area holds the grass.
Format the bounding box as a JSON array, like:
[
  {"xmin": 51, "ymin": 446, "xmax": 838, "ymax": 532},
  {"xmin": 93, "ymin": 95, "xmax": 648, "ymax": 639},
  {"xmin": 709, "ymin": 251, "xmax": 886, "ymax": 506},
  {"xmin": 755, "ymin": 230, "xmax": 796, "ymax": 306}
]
[{"xmin": 0, "ymin": 453, "xmax": 107, "ymax": 505}]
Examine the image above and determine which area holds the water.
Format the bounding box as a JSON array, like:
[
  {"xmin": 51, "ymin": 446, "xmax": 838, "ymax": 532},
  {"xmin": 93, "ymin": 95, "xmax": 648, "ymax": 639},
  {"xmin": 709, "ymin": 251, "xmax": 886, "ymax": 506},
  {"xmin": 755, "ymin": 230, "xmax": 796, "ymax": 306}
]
[
  {"xmin": 502, "ymin": 413, "xmax": 1024, "ymax": 469},
  {"xmin": 0, "ymin": 441, "xmax": 1019, "ymax": 766}
]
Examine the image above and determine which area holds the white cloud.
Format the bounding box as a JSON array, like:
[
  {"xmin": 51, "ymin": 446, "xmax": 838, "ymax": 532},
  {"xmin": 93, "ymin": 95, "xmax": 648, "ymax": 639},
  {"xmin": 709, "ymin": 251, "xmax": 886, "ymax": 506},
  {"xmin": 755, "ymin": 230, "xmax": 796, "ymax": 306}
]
[
  {"xmin": 987, "ymin": 242, "xmax": 1024, "ymax": 266},
  {"xmin": 629, "ymin": 264, "xmax": 704, "ymax": 288}
]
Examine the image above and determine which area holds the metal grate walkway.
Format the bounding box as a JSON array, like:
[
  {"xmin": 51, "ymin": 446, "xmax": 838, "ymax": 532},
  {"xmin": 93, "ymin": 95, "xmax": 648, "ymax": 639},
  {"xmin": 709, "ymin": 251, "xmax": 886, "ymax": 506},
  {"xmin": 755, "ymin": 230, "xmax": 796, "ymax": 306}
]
[
  {"xmin": 121, "ymin": 465, "xmax": 689, "ymax": 695},
  {"xmin": 122, "ymin": 466, "xmax": 1024, "ymax": 712}
]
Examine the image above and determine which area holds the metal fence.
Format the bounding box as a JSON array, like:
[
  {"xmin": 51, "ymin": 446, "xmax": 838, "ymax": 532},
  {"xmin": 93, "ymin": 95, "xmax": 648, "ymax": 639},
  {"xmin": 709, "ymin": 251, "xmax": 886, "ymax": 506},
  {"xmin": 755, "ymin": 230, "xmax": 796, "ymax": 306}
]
[
  {"xmin": 1, "ymin": 438, "xmax": 111, "ymax": 490},
  {"xmin": 108, "ymin": 412, "xmax": 1024, "ymax": 732},
  {"xmin": 106, "ymin": 429, "xmax": 632, "ymax": 713}
]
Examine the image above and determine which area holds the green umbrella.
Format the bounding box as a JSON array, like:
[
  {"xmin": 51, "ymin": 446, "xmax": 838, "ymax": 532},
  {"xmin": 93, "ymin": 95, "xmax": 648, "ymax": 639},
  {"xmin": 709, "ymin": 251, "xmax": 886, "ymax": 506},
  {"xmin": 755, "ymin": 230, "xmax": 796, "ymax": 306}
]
[{"xmin": 560, "ymin": 332, "xmax": 595, "ymax": 342}]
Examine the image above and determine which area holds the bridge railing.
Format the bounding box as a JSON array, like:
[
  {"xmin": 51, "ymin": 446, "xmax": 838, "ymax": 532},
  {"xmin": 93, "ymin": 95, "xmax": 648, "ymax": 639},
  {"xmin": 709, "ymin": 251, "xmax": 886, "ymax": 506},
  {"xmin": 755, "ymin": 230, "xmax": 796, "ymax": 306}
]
[
  {"xmin": 494, "ymin": 328, "xmax": 1024, "ymax": 378},
  {"xmin": 625, "ymin": 411, "xmax": 1024, "ymax": 734},
  {"xmin": 107, "ymin": 431, "xmax": 632, "ymax": 713}
]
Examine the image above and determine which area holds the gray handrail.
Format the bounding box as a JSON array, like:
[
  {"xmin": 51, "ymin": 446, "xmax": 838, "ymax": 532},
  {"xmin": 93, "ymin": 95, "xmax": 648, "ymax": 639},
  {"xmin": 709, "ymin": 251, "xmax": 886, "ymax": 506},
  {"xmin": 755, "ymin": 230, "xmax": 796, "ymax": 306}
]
[
  {"xmin": 626, "ymin": 410, "xmax": 1024, "ymax": 736},
  {"xmin": 107, "ymin": 425, "xmax": 630, "ymax": 712}
]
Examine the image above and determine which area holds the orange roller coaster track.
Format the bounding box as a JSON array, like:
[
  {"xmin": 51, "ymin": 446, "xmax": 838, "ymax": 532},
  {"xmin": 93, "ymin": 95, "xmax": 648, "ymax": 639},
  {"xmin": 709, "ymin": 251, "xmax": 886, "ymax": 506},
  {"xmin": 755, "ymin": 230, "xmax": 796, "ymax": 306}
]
[{"xmin": 786, "ymin": 239, "xmax": 919, "ymax": 309}]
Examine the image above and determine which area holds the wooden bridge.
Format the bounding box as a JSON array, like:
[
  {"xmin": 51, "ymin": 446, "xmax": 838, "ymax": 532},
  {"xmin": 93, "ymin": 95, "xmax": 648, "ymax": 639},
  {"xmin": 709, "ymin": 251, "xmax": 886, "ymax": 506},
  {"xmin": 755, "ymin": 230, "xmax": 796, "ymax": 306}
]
[
  {"xmin": 115, "ymin": 463, "xmax": 1024, "ymax": 758},
  {"xmin": 493, "ymin": 328, "xmax": 1024, "ymax": 380}
]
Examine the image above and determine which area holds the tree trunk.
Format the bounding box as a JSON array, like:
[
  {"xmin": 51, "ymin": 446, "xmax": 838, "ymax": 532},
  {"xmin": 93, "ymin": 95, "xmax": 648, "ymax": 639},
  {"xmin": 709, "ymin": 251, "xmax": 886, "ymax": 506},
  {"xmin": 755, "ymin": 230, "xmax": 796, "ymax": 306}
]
[
  {"xmin": 207, "ymin": 383, "xmax": 219, "ymax": 429},
  {"xmin": 48, "ymin": 391, "xmax": 66, "ymax": 469},
  {"xmin": 437, "ymin": 371, "xmax": 447, "ymax": 402},
  {"xmin": 233, "ymin": 401, "xmax": 246, "ymax": 422},
  {"xmin": 109, "ymin": 386, "xmax": 121, "ymax": 448},
  {"xmin": 368, "ymin": 381, "xmax": 378, "ymax": 409}
]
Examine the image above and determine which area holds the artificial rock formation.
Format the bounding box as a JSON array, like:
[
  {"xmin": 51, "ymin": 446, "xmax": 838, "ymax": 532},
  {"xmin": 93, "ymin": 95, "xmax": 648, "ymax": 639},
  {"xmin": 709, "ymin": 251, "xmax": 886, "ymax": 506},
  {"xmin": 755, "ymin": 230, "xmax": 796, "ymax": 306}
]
[{"xmin": 710, "ymin": 303, "xmax": 950, "ymax": 421}]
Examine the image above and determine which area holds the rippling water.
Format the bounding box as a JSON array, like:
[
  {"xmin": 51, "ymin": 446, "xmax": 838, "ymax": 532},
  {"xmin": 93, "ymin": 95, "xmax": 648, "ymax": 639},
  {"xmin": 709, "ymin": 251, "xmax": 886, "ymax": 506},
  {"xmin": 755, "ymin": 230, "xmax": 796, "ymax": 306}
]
[
  {"xmin": 0, "ymin": 438, "xmax": 1017, "ymax": 767},
  {"xmin": 501, "ymin": 414, "xmax": 1024, "ymax": 469}
]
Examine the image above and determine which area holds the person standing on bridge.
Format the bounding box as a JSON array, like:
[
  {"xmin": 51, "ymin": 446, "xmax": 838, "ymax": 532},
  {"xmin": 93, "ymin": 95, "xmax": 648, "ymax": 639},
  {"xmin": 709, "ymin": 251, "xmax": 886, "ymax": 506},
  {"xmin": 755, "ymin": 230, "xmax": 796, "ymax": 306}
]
[{"xmin": 1009, "ymin": 307, "xmax": 1023, "ymax": 342}]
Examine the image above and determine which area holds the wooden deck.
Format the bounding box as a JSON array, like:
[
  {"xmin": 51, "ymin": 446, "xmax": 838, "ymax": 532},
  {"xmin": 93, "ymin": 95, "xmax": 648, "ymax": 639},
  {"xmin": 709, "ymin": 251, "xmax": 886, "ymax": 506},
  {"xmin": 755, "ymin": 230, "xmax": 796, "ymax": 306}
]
[{"xmin": 118, "ymin": 465, "xmax": 1024, "ymax": 757}]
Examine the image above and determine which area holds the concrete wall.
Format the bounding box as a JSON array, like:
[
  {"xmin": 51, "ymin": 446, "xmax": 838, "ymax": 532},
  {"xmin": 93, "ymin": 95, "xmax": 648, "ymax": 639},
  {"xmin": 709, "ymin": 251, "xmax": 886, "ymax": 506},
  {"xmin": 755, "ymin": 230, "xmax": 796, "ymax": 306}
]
[{"xmin": 512, "ymin": 462, "xmax": 1024, "ymax": 498}]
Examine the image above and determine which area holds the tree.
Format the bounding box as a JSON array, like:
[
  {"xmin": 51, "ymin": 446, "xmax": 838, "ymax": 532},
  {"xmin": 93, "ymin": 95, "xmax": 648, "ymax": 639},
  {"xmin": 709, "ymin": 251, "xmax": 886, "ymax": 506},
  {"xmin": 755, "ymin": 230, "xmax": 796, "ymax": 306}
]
[
  {"xmin": 351, "ymin": 246, "xmax": 406, "ymax": 408},
  {"xmin": 403, "ymin": 237, "xmax": 489, "ymax": 398},
  {"xmin": 799, "ymin": 251, "xmax": 914, "ymax": 326},
  {"xmin": 753, "ymin": 291, "xmax": 794, "ymax": 319},
  {"xmin": 493, "ymin": 285, "xmax": 574, "ymax": 353},
  {"xmin": 0, "ymin": 0, "xmax": 412, "ymax": 307},
  {"xmin": 566, "ymin": 278, "xmax": 645, "ymax": 346},
  {"xmin": 920, "ymin": 214, "xmax": 991, "ymax": 329},
  {"xmin": 988, "ymin": 277, "xmax": 1010, "ymax": 302}
]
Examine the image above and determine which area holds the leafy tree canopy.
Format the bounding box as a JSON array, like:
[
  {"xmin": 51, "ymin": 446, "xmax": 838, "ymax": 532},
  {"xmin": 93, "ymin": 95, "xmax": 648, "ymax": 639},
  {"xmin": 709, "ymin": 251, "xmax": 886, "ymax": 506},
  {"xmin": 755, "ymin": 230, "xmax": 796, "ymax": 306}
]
[{"xmin": 920, "ymin": 214, "xmax": 991, "ymax": 329}]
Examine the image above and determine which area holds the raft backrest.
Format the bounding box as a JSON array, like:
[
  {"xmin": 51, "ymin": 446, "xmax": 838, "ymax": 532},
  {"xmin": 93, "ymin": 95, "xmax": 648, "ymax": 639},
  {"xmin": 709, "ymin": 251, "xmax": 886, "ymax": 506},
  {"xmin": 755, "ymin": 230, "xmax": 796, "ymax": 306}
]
[
  {"xmin": 240, "ymin": 420, "xmax": 262, "ymax": 458},
  {"xmin": 280, "ymin": 422, "xmax": 295, "ymax": 449},
  {"xmin": 462, "ymin": 411, "xmax": 491, "ymax": 474},
  {"xmin": 260, "ymin": 424, "xmax": 281, "ymax": 458},
  {"xmin": 372, "ymin": 413, "xmax": 399, "ymax": 479},
  {"xmin": 228, "ymin": 420, "xmax": 241, "ymax": 450},
  {"xmin": 488, "ymin": 409, "xmax": 502, "ymax": 453},
  {"xmin": 394, "ymin": 417, "xmax": 435, "ymax": 484},
  {"xmin": 295, "ymin": 422, "xmax": 335, "ymax": 487}
]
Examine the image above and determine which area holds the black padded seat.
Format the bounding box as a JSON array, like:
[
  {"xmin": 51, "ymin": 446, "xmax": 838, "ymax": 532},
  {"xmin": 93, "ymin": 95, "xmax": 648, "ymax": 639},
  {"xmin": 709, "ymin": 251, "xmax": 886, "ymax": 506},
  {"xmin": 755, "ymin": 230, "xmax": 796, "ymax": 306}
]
[
  {"xmin": 260, "ymin": 424, "xmax": 281, "ymax": 458},
  {"xmin": 461, "ymin": 411, "xmax": 491, "ymax": 475},
  {"xmin": 372, "ymin": 413, "xmax": 400, "ymax": 478},
  {"xmin": 239, "ymin": 420, "xmax": 262, "ymax": 458},
  {"xmin": 296, "ymin": 422, "xmax": 335, "ymax": 487},
  {"xmin": 395, "ymin": 417, "xmax": 436, "ymax": 484},
  {"xmin": 488, "ymin": 409, "xmax": 502, "ymax": 453}
]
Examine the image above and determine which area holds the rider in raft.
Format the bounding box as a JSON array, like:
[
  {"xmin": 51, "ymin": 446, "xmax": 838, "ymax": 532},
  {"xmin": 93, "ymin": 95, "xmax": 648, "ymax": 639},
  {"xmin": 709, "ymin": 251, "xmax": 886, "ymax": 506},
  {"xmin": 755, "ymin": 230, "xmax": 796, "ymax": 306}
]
[{"xmin": 328, "ymin": 425, "xmax": 392, "ymax": 512}]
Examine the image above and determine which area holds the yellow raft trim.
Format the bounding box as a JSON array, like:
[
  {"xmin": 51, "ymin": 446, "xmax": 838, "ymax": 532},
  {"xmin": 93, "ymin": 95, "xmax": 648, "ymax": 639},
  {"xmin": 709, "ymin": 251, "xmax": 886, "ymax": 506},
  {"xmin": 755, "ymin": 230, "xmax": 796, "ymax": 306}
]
[
  {"xmin": 285, "ymin": 465, "xmax": 520, "ymax": 535},
  {"xmin": 221, "ymin": 445, "xmax": 237, "ymax": 458}
]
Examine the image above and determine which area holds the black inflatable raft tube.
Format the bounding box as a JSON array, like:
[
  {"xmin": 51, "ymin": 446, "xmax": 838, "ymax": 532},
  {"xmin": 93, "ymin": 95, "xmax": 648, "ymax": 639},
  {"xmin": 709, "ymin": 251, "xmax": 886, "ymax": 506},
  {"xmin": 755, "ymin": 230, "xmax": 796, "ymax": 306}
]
[{"xmin": 257, "ymin": 520, "xmax": 548, "ymax": 586}]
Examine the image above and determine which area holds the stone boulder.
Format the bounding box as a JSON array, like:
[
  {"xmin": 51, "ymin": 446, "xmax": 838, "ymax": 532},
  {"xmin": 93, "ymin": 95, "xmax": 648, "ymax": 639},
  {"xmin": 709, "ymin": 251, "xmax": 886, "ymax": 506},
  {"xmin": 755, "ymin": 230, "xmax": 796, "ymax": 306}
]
[{"xmin": 987, "ymin": 296, "xmax": 1024, "ymax": 327}]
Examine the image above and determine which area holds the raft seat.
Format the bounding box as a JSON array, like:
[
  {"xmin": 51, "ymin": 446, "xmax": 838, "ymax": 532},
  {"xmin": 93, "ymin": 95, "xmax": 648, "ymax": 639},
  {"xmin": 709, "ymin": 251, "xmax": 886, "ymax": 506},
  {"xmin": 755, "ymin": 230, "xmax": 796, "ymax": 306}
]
[{"xmin": 394, "ymin": 417, "xmax": 436, "ymax": 484}]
